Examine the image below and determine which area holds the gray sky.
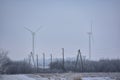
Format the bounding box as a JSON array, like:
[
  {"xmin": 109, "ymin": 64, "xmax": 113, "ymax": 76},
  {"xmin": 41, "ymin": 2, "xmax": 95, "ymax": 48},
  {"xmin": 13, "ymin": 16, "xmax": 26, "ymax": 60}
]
[{"xmin": 0, "ymin": 0, "xmax": 120, "ymax": 60}]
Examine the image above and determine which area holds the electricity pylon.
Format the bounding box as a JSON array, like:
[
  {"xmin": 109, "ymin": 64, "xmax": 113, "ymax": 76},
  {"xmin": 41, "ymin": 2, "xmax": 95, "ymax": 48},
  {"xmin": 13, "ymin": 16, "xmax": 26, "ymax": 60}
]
[{"xmin": 75, "ymin": 49, "xmax": 83, "ymax": 72}]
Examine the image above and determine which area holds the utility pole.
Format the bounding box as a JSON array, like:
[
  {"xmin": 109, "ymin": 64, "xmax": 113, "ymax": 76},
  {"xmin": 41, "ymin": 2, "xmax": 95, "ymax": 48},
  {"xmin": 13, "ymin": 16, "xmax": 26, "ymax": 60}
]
[
  {"xmin": 50, "ymin": 54, "xmax": 52, "ymax": 70},
  {"xmin": 75, "ymin": 49, "xmax": 83, "ymax": 72},
  {"xmin": 23, "ymin": 58, "xmax": 26, "ymax": 73},
  {"xmin": 75, "ymin": 50, "xmax": 79, "ymax": 72},
  {"xmin": 79, "ymin": 49, "xmax": 83, "ymax": 72},
  {"xmin": 62, "ymin": 48, "xmax": 65, "ymax": 71},
  {"xmin": 36, "ymin": 54, "xmax": 39, "ymax": 72},
  {"xmin": 43, "ymin": 53, "xmax": 45, "ymax": 69}
]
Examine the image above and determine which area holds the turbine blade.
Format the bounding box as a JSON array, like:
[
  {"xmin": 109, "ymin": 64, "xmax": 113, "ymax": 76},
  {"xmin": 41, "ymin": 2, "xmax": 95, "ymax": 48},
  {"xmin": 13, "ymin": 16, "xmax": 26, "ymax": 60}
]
[
  {"xmin": 35, "ymin": 26, "xmax": 43, "ymax": 33},
  {"xmin": 24, "ymin": 27, "xmax": 33, "ymax": 33},
  {"xmin": 91, "ymin": 21, "xmax": 93, "ymax": 33}
]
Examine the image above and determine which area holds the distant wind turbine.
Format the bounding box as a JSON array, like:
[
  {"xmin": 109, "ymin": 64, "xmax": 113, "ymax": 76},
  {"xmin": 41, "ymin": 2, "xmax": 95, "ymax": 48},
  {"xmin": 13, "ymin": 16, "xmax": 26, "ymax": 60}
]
[
  {"xmin": 87, "ymin": 22, "xmax": 93, "ymax": 60},
  {"xmin": 24, "ymin": 26, "xmax": 42, "ymax": 66}
]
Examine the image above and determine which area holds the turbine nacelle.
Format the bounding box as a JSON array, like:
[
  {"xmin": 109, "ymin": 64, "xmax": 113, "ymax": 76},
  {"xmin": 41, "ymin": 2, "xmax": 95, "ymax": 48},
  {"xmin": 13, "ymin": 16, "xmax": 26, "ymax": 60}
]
[{"xmin": 87, "ymin": 32, "xmax": 92, "ymax": 35}]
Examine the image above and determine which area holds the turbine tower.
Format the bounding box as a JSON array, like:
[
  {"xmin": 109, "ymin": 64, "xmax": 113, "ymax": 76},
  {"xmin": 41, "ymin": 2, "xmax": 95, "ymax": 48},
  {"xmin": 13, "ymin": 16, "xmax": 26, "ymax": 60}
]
[
  {"xmin": 25, "ymin": 26, "xmax": 42, "ymax": 66},
  {"xmin": 87, "ymin": 22, "xmax": 93, "ymax": 60}
]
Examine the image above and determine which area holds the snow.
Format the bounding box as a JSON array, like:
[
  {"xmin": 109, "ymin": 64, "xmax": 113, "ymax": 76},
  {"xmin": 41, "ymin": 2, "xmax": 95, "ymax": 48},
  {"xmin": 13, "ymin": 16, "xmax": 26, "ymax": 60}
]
[
  {"xmin": 82, "ymin": 77, "xmax": 115, "ymax": 80},
  {"xmin": 0, "ymin": 74, "xmax": 51, "ymax": 80},
  {"xmin": 0, "ymin": 74, "xmax": 116, "ymax": 80},
  {"xmin": 0, "ymin": 75, "xmax": 35, "ymax": 80}
]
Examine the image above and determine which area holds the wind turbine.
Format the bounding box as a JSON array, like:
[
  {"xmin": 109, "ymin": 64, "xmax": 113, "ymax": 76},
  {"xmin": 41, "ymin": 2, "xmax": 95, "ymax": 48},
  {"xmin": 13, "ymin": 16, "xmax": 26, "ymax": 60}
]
[
  {"xmin": 87, "ymin": 22, "xmax": 93, "ymax": 60},
  {"xmin": 25, "ymin": 26, "xmax": 42, "ymax": 66}
]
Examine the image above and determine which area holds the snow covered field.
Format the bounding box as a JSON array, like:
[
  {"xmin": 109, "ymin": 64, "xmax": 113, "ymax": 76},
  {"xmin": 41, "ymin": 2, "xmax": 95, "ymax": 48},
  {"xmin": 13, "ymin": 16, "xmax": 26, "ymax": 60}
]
[
  {"xmin": 82, "ymin": 77, "xmax": 115, "ymax": 80},
  {"xmin": 0, "ymin": 75, "xmax": 35, "ymax": 80},
  {"xmin": 0, "ymin": 73, "xmax": 119, "ymax": 80}
]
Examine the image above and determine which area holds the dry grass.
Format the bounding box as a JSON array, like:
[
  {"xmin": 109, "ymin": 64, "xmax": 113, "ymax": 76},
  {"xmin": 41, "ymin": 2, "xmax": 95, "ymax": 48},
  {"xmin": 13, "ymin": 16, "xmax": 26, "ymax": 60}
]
[
  {"xmin": 73, "ymin": 75, "xmax": 82, "ymax": 80},
  {"xmin": 73, "ymin": 77, "xmax": 82, "ymax": 80}
]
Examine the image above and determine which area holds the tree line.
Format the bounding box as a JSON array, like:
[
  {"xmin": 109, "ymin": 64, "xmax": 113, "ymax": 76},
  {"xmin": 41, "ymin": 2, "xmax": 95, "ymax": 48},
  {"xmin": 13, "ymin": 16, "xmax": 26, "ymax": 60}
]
[
  {"xmin": 0, "ymin": 49, "xmax": 120, "ymax": 74},
  {"xmin": 49, "ymin": 59, "xmax": 120, "ymax": 72}
]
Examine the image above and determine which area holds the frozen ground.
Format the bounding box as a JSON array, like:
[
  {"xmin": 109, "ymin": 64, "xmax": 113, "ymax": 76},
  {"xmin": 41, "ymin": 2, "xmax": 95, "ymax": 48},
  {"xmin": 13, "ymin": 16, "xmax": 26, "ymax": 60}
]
[
  {"xmin": 0, "ymin": 73, "xmax": 120, "ymax": 80},
  {"xmin": 82, "ymin": 77, "xmax": 115, "ymax": 80},
  {"xmin": 0, "ymin": 75, "xmax": 35, "ymax": 80}
]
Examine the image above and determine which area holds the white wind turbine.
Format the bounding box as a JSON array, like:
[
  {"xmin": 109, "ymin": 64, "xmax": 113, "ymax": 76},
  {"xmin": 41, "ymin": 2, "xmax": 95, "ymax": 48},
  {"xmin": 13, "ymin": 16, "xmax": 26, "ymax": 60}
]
[
  {"xmin": 25, "ymin": 26, "xmax": 42, "ymax": 66},
  {"xmin": 87, "ymin": 22, "xmax": 93, "ymax": 60}
]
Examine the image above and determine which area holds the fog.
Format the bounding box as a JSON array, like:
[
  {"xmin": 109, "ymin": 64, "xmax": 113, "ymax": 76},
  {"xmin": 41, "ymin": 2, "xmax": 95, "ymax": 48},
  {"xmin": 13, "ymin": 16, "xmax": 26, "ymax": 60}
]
[{"xmin": 0, "ymin": 0, "xmax": 120, "ymax": 60}]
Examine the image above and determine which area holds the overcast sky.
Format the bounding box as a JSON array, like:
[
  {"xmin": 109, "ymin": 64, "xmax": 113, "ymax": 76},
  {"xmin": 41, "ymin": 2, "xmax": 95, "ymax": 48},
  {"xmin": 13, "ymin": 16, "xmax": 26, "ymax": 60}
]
[{"xmin": 0, "ymin": 0, "xmax": 120, "ymax": 60}]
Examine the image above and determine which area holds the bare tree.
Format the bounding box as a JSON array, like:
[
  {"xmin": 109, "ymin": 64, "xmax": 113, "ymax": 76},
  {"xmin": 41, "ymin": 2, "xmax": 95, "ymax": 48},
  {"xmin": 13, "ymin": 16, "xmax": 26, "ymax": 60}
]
[{"xmin": 0, "ymin": 49, "xmax": 10, "ymax": 74}]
